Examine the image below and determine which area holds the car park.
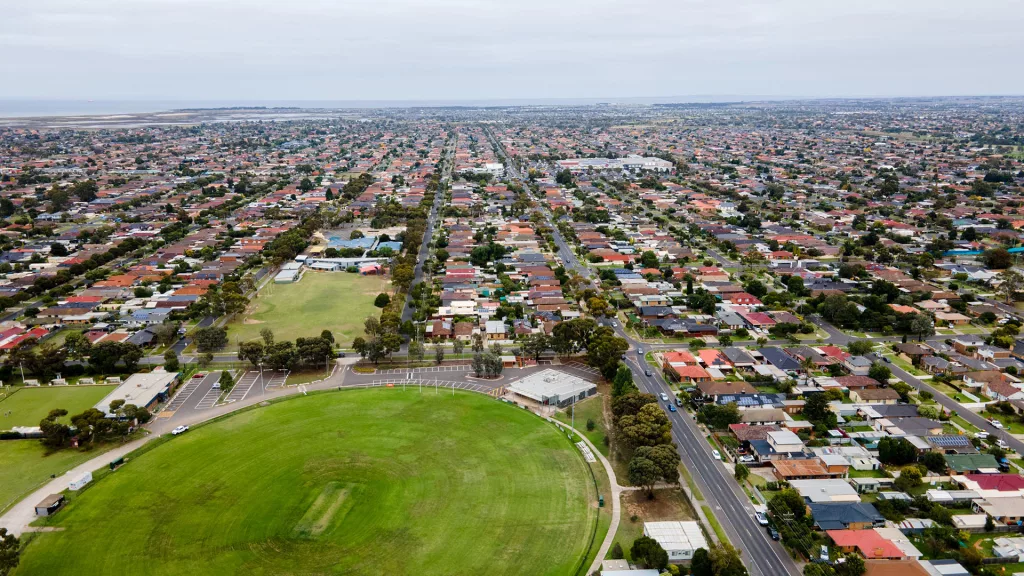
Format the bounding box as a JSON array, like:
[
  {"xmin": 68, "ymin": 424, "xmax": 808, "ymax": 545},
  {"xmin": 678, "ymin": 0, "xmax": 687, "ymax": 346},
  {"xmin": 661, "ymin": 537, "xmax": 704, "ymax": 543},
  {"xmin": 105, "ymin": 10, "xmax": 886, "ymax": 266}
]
[
  {"xmin": 172, "ymin": 425, "xmax": 189, "ymax": 435},
  {"xmin": 712, "ymin": 449, "xmax": 722, "ymax": 460}
]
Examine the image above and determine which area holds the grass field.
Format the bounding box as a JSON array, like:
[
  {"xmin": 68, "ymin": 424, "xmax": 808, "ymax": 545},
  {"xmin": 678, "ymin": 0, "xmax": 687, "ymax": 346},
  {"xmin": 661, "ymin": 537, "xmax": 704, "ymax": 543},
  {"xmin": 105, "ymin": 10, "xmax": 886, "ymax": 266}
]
[
  {"xmin": 611, "ymin": 488, "xmax": 695, "ymax": 562},
  {"xmin": 16, "ymin": 390, "xmax": 598, "ymax": 576},
  {"xmin": 554, "ymin": 394, "xmax": 609, "ymax": 456},
  {"xmin": 227, "ymin": 272, "xmax": 388, "ymax": 345},
  {"xmin": 0, "ymin": 441, "xmax": 111, "ymax": 514},
  {"xmin": 0, "ymin": 386, "xmax": 116, "ymax": 428}
]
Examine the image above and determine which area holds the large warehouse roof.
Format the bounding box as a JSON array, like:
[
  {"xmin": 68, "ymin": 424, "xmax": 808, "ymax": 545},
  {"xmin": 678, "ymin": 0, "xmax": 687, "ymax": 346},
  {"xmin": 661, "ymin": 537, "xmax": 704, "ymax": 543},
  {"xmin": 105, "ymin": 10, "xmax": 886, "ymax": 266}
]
[{"xmin": 95, "ymin": 371, "xmax": 177, "ymax": 414}]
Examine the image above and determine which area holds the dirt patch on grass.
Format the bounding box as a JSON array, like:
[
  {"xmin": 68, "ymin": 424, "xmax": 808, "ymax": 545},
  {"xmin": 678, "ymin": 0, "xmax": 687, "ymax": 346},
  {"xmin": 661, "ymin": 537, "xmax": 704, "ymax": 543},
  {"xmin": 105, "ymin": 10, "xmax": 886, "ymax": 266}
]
[
  {"xmin": 622, "ymin": 488, "xmax": 696, "ymax": 521},
  {"xmin": 294, "ymin": 482, "xmax": 354, "ymax": 538}
]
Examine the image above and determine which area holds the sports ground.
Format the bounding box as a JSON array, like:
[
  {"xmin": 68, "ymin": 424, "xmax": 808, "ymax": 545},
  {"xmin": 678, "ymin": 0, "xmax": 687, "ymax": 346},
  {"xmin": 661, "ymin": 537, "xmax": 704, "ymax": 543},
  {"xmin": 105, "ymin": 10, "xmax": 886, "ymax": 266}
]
[
  {"xmin": 16, "ymin": 390, "xmax": 598, "ymax": 575},
  {"xmin": 227, "ymin": 272, "xmax": 387, "ymax": 345},
  {"xmin": 0, "ymin": 385, "xmax": 116, "ymax": 428}
]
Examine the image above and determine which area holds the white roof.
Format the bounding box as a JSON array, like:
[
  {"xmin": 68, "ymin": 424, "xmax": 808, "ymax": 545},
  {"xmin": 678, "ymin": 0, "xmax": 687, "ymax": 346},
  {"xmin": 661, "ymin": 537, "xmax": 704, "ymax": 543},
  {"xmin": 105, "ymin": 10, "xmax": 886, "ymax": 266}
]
[
  {"xmin": 95, "ymin": 370, "xmax": 176, "ymax": 414},
  {"xmin": 507, "ymin": 369, "xmax": 595, "ymax": 403},
  {"xmin": 643, "ymin": 521, "xmax": 707, "ymax": 552},
  {"xmin": 789, "ymin": 479, "xmax": 860, "ymax": 503}
]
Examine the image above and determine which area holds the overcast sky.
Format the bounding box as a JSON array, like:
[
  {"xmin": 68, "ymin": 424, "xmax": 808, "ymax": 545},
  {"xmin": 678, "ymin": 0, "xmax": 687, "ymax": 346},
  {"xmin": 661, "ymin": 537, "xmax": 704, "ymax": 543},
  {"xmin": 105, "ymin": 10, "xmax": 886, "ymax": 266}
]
[{"xmin": 3, "ymin": 0, "xmax": 1023, "ymax": 103}]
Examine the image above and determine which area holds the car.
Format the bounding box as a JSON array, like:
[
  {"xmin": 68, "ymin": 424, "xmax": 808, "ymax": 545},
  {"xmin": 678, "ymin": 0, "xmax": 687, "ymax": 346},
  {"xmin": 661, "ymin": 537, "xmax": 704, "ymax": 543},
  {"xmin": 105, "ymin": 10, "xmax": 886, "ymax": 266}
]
[
  {"xmin": 976, "ymin": 431, "xmax": 990, "ymax": 440},
  {"xmin": 192, "ymin": 372, "xmax": 206, "ymax": 379},
  {"xmin": 637, "ymin": 348, "xmax": 644, "ymax": 356},
  {"xmin": 768, "ymin": 526, "xmax": 780, "ymax": 540},
  {"xmin": 645, "ymin": 370, "xmax": 653, "ymax": 377},
  {"xmin": 675, "ymin": 398, "xmax": 683, "ymax": 407},
  {"xmin": 712, "ymin": 449, "xmax": 722, "ymax": 460},
  {"xmin": 212, "ymin": 382, "xmax": 221, "ymax": 390},
  {"xmin": 755, "ymin": 512, "xmax": 769, "ymax": 526},
  {"xmin": 991, "ymin": 419, "xmax": 1005, "ymax": 429},
  {"xmin": 668, "ymin": 404, "xmax": 677, "ymax": 412},
  {"xmin": 997, "ymin": 439, "xmax": 1010, "ymax": 449},
  {"xmin": 660, "ymin": 393, "xmax": 669, "ymax": 402},
  {"xmin": 171, "ymin": 425, "xmax": 189, "ymax": 435},
  {"xmin": 739, "ymin": 455, "xmax": 755, "ymax": 463},
  {"xmin": 882, "ymin": 356, "xmax": 891, "ymax": 363},
  {"xmin": 337, "ymin": 352, "xmax": 346, "ymax": 358}
]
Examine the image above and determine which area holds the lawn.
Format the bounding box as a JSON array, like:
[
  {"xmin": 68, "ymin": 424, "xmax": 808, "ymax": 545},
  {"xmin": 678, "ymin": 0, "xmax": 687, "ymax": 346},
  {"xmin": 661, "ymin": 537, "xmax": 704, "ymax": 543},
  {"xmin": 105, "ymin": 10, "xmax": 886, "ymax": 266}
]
[
  {"xmin": 0, "ymin": 441, "xmax": 113, "ymax": 514},
  {"xmin": 554, "ymin": 394, "xmax": 610, "ymax": 456},
  {"xmin": 16, "ymin": 389, "xmax": 598, "ymax": 576},
  {"xmin": 0, "ymin": 385, "xmax": 117, "ymax": 428},
  {"xmin": 226, "ymin": 272, "xmax": 389, "ymax": 345}
]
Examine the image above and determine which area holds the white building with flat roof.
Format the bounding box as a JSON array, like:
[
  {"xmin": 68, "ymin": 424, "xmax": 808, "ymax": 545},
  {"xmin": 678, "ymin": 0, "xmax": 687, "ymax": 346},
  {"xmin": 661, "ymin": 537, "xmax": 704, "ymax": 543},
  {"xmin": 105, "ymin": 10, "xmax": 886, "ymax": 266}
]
[
  {"xmin": 507, "ymin": 369, "xmax": 596, "ymax": 408},
  {"xmin": 643, "ymin": 521, "xmax": 708, "ymax": 562},
  {"xmin": 95, "ymin": 370, "xmax": 177, "ymax": 414}
]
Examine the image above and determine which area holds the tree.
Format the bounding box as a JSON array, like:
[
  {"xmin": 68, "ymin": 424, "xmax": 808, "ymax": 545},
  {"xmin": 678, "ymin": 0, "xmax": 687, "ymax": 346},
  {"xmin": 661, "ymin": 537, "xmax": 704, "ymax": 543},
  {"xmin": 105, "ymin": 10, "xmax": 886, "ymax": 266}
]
[
  {"xmin": 612, "ymin": 392, "xmax": 658, "ymax": 421},
  {"xmin": 710, "ymin": 542, "xmax": 747, "ymax": 576},
  {"xmin": 63, "ymin": 330, "xmax": 92, "ymax": 360},
  {"xmin": 71, "ymin": 179, "xmax": 99, "ymax": 202},
  {"xmin": 618, "ymin": 403, "xmax": 672, "ymax": 447},
  {"xmin": 998, "ymin": 270, "xmax": 1023, "ymax": 303},
  {"xmin": 88, "ymin": 341, "xmax": 143, "ymax": 373},
  {"xmin": 218, "ymin": 370, "xmax": 235, "ymax": 392},
  {"xmin": 39, "ymin": 409, "xmax": 71, "ymax": 449},
  {"xmin": 744, "ymin": 279, "xmax": 768, "ymax": 298},
  {"xmin": 192, "ymin": 326, "xmax": 228, "ymax": 352},
  {"xmin": 692, "ymin": 548, "xmax": 713, "ymax": 576},
  {"xmin": 634, "ymin": 444, "xmax": 681, "ymax": 484},
  {"xmin": 374, "ymin": 293, "xmax": 391, "ymax": 308},
  {"xmin": 522, "ymin": 333, "xmax": 549, "ymax": 361},
  {"xmin": 769, "ymin": 489, "xmax": 808, "ymax": 521},
  {"xmin": 910, "ymin": 313, "xmax": 934, "ymax": 341},
  {"xmin": 803, "ymin": 389, "xmax": 842, "ymax": 424},
  {"xmin": 920, "ymin": 451, "xmax": 947, "ymax": 473},
  {"xmin": 985, "ymin": 514, "xmax": 995, "ymax": 532},
  {"xmin": 320, "ymin": 330, "xmax": 334, "ymax": 344},
  {"xmin": 0, "ymin": 527, "xmax": 19, "ymax": 576},
  {"xmin": 834, "ymin": 555, "xmax": 865, "ymax": 576},
  {"xmin": 628, "ymin": 455, "xmax": 661, "ymax": 496},
  {"xmin": 452, "ymin": 338, "xmax": 465, "ymax": 356},
  {"xmin": 434, "ymin": 344, "xmax": 445, "ymax": 365},
  {"xmin": 734, "ymin": 462, "xmax": 750, "ymax": 482},
  {"xmin": 352, "ymin": 337, "xmax": 368, "ymax": 358},
  {"xmin": 982, "ymin": 247, "xmax": 1012, "ymax": 270},
  {"xmin": 611, "ymin": 363, "xmax": 638, "ymax": 397},
  {"xmin": 877, "ymin": 437, "xmax": 917, "ymax": 466},
  {"xmin": 894, "ymin": 465, "xmax": 922, "ymax": 492},
  {"xmin": 409, "ymin": 340, "xmax": 424, "ymax": 362},
  {"xmin": 847, "ymin": 340, "xmax": 873, "ymax": 355},
  {"xmin": 630, "ymin": 535, "xmax": 669, "ymax": 570},
  {"xmin": 238, "ymin": 340, "xmax": 265, "ymax": 367},
  {"xmin": 163, "ymin": 349, "xmax": 180, "ymax": 372},
  {"xmin": 868, "ymin": 362, "xmax": 892, "ymax": 384}
]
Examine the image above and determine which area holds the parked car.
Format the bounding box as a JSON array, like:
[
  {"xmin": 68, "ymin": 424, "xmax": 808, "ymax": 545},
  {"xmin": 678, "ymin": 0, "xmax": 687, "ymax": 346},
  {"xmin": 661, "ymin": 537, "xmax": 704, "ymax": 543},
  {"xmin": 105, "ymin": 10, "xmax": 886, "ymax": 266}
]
[
  {"xmin": 739, "ymin": 455, "xmax": 755, "ymax": 463},
  {"xmin": 668, "ymin": 404, "xmax": 677, "ymax": 413},
  {"xmin": 645, "ymin": 369, "xmax": 653, "ymax": 377},
  {"xmin": 171, "ymin": 425, "xmax": 189, "ymax": 436},
  {"xmin": 712, "ymin": 449, "xmax": 722, "ymax": 460},
  {"xmin": 768, "ymin": 526, "xmax": 780, "ymax": 540},
  {"xmin": 755, "ymin": 512, "xmax": 769, "ymax": 526},
  {"xmin": 192, "ymin": 373, "xmax": 206, "ymax": 379},
  {"xmin": 660, "ymin": 393, "xmax": 669, "ymax": 402},
  {"xmin": 976, "ymin": 431, "xmax": 990, "ymax": 440},
  {"xmin": 991, "ymin": 419, "xmax": 1005, "ymax": 430},
  {"xmin": 882, "ymin": 356, "xmax": 891, "ymax": 363},
  {"xmin": 997, "ymin": 438, "xmax": 1010, "ymax": 449},
  {"xmin": 675, "ymin": 398, "xmax": 683, "ymax": 407},
  {"xmin": 212, "ymin": 382, "xmax": 221, "ymax": 390}
]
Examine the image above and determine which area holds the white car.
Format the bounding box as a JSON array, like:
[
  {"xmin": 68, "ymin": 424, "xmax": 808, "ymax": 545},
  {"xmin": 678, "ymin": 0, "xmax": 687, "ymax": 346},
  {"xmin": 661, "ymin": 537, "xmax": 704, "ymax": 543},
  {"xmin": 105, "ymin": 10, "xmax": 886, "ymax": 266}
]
[
  {"xmin": 712, "ymin": 449, "xmax": 722, "ymax": 461},
  {"xmin": 997, "ymin": 439, "xmax": 1010, "ymax": 449},
  {"xmin": 660, "ymin": 393, "xmax": 669, "ymax": 402},
  {"xmin": 755, "ymin": 512, "xmax": 769, "ymax": 526},
  {"xmin": 739, "ymin": 455, "xmax": 756, "ymax": 463},
  {"xmin": 171, "ymin": 425, "xmax": 189, "ymax": 436},
  {"xmin": 991, "ymin": 419, "xmax": 1005, "ymax": 430},
  {"xmin": 976, "ymin": 431, "xmax": 990, "ymax": 440}
]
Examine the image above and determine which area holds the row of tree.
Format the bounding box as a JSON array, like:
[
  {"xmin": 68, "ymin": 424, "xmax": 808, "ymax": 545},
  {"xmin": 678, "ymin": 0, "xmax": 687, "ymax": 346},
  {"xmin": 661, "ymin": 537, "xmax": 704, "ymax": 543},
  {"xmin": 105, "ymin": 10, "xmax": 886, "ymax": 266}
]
[{"xmin": 40, "ymin": 399, "xmax": 152, "ymax": 450}]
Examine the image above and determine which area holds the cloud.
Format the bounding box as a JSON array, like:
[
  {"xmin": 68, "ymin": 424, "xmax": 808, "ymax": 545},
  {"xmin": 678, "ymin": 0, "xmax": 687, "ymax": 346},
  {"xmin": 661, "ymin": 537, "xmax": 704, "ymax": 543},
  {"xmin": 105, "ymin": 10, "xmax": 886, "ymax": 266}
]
[{"xmin": 1, "ymin": 0, "xmax": 1022, "ymax": 101}]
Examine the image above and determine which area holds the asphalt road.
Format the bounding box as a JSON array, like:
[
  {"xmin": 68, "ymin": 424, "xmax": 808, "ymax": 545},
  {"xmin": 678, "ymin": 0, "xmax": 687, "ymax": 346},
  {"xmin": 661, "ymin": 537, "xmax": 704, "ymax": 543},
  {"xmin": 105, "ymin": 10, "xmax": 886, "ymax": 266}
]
[
  {"xmin": 402, "ymin": 135, "xmax": 455, "ymax": 323},
  {"xmin": 867, "ymin": 352, "xmax": 1024, "ymax": 452}
]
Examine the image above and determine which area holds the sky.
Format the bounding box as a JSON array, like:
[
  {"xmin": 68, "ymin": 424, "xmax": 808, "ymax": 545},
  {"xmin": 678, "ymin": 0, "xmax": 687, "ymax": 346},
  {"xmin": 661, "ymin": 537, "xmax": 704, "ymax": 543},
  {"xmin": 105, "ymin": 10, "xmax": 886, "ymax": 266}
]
[{"xmin": 2, "ymin": 0, "xmax": 1024, "ymax": 103}]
